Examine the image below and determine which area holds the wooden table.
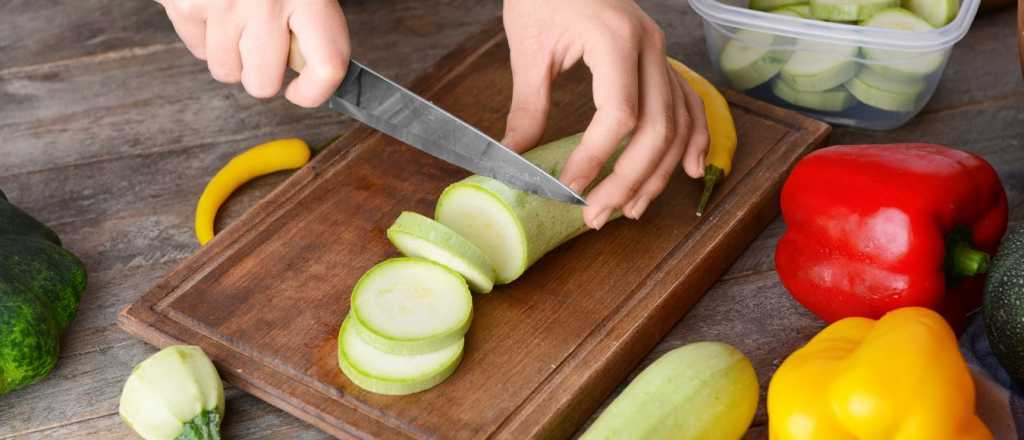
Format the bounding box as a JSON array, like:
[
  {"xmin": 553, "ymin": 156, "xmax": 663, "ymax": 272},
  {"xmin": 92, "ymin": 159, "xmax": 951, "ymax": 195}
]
[{"xmin": 1, "ymin": 1, "xmax": 1020, "ymax": 438}]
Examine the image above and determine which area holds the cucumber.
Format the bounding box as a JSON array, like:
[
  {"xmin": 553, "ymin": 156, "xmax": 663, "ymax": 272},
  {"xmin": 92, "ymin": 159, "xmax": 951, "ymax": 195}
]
[
  {"xmin": 810, "ymin": 0, "xmax": 898, "ymax": 20},
  {"xmin": 350, "ymin": 258, "xmax": 472, "ymax": 354},
  {"xmin": 845, "ymin": 74, "xmax": 921, "ymax": 111},
  {"xmin": 580, "ymin": 342, "xmax": 759, "ymax": 440},
  {"xmin": 983, "ymin": 225, "xmax": 1024, "ymax": 386},
  {"xmin": 772, "ymin": 78, "xmax": 857, "ymax": 112},
  {"xmin": 435, "ymin": 133, "xmax": 620, "ymax": 284},
  {"xmin": 387, "ymin": 211, "xmax": 496, "ymax": 294},
  {"xmin": 779, "ymin": 39, "xmax": 860, "ymax": 91},
  {"xmin": 719, "ymin": 30, "xmax": 792, "ymax": 91},
  {"xmin": 902, "ymin": 0, "xmax": 959, "ymax": 27},
  {"xmin": 771, "ymin": 4, "xmax": 813, "ymax": 17},
  {"xmin": 338, "ymin": 316, "xmax": 463, "ymax": 395},
  {"xmin": 750, "ymin": 0, "xmax": 807, "ymax": 11},
  {"xmin": 861, "ymin": 9, "xmax": 946, "ymax": 80}
]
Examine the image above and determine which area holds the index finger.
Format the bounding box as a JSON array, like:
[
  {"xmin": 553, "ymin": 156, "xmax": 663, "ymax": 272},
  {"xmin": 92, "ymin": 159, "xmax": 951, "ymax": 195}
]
[{"xmin": 285, "ymin": 0, "xmax": 350, "ymax": 108}]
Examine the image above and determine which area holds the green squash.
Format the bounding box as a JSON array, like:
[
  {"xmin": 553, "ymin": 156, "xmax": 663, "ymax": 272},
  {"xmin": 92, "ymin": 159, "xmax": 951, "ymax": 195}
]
[
  {"xmin": 0, "ymin": 188, "xmax": 87, "ymax": 394},
  {"xmin": 984, "ymin": 224, "xmax": 1024, "ymax": 385}
]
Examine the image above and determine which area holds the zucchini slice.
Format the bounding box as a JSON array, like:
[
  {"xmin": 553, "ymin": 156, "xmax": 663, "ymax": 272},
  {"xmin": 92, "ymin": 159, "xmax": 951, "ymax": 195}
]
[
  {"xmin": 845, "ymin": 74, "xmax": 921, "ymax": 111},
  {"xmin": 338, "ymin": 317, "xmax": 464, "ymax": 395},
  {"xmin": 720, "ymin": 30, "xmax": 792, "ymax": 91},
  {"xmin": 809, "ymin": 0, "xmax": 898, "ymax": 21},
  {"xmin": 750, "ymin": 0, "xmax": 807, "ymax": 10},
  {"xmin": 387, "ymin": 211, "xmax": 497, "ymax": 294},
  {"xmin": 861, "ymin": 9, "xmax": 947, "ymax": 80},
  {"xmin": 772, "ymin": 78, "xmax": 857, "ymax": 112},
  {"xmin": 350, "ymin": 258, "xmax": 472, "ymax": 353},
  {"xmin": 779, "ymin": 39, "xmax": 860, "ymax": 92}
]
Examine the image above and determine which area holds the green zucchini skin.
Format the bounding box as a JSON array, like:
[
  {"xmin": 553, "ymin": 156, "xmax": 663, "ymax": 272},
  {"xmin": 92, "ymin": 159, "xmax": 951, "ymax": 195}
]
[
  {"xmin": 0, "ymin": 192, "xmax": 87, "ymax": 395},
  {"xmin": 984, "ymin": 224, "xmax": 1024, "ymax": 385}
]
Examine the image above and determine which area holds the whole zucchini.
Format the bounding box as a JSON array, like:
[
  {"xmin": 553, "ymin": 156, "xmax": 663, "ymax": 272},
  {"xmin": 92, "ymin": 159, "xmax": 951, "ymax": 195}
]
[
  {"xmin": 0, "ymin": 189, "xmax": 87, "ymax": 394},
  {"xmin": 984, "ymin": 224, "xmax": 1024, "ymax": 384}
]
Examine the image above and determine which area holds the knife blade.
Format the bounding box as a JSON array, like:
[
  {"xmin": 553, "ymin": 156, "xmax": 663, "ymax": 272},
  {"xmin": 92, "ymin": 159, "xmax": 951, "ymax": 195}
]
[{"xmin": 326, "ymin": 60, "xmax": 586, "ymax": 205}]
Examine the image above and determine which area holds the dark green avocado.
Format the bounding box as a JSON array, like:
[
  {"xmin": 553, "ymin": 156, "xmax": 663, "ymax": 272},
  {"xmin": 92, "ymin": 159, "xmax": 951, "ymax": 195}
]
[{"xmin": 984, "ymin": 224, "xmax": 1024, "ymax": 385}]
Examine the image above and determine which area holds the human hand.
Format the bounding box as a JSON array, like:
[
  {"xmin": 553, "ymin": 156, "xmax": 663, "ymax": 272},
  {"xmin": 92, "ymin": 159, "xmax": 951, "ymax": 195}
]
[
  {"xmin": 502, "ymin": 0, "xmax": 710, "ymax": 229},
  {"xmin": 156, "ymin": 0, "xmax": 350, "ymax": 107}
]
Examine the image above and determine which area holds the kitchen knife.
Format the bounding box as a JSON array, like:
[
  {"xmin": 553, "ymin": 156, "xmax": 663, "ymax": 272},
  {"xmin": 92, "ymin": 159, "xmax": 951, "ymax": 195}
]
[{"xmin": 288, "ymin": 41, "xmax": 586, "ymax": 205}]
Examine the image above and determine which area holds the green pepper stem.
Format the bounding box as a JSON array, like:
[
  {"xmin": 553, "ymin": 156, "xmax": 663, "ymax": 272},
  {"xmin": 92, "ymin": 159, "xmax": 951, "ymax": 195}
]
[
  {"xmin": 697, "ymin": 165, "xmax": 724, "ymax": 217},
  {"xmin": 950, "ymin": 240, "xmax": 990, "ymax": 278}
]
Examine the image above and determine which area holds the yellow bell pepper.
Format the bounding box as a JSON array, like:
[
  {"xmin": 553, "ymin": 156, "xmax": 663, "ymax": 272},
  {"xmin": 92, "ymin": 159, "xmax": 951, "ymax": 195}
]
[
  {"xmin": 768, "ymin": 307, "xmax": 991, "ymax": 440},
  {"xmin": 667, "ymin": 57, "xmax": 738, "ymax": 217},
  {"xmin": 195, "ymin": 138, "xmax": 311, "ymax": 245}
]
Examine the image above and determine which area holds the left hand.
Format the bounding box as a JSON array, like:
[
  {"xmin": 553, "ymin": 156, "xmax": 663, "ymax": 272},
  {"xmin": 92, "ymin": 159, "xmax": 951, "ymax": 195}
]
[{"xmin": 502, "ymin": 0, "xmax": 710, "ymax": 229}]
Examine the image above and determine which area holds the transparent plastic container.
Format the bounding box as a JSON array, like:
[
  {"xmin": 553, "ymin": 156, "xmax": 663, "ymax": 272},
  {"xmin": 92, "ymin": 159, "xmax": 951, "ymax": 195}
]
[{"xmin": 688, "ymin": 0, "xmax": 981, "ymax": 129}]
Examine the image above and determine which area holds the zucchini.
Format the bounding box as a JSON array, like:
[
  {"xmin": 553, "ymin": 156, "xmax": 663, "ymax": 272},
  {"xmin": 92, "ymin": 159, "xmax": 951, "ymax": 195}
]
[
  {"xmin": 750, "ymin": 0, "xmax": 807, "ymax": 10},
  {"xmin": 903, "ymin": 0, "xmax": 960, "ymax": 27},
  {"xmin": 771, "ymin": 4, "xmax": 814, "ymax": 17},
  {"xmin": 845, "ymin": 74, "xmax": 921, "ymax": 111},
  {"xmin": 338, "ymin": 316, "xmax": 463, "ymax": 395},
  {"xmin": 435, "ymin": 133, "xmax": 619, "ymax": 284},
  {"xmin": 809, "ymin": 0, "xmax": 899, "ymax": 21},
  {"xmin": 387, "ymin": 211, "xmax": 496, "ymax": 294},
  {"xmin": 861, "ymin": 9, "xmax": 947, "ymax": 80},
  {"xmin": 719, "ymin": 30, "xmax": 792, "ymax": 91},
  {"xmin": 350, "ymin": 258, "xmax": 472, "ymax": 354},
  {"xmin": 983, "ymin": 225, "xmax": 1024, "ymax": 386},
  {"xmin": 779, "ymin": 39, "xmax": 860, "ymax": 92},
  {"xmin": 580, "ymin": 342, "xmax": 759, "ymax": 440},
  {"xmin": 0, "ymin": 193, "xmax": 87, "ymax": 395},
  {"xmin": 119, "ymin": 345, "xmax": 225, "ymax": 440},
  {"xmin": 771, "ymin": 78, "xmax": 857, "ymax": 112}
]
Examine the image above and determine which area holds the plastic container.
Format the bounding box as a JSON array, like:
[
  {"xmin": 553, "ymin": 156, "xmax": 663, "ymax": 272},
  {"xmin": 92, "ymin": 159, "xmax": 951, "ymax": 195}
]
[{"xmin": 689, "ymin": 0, "xmax": 981, "ymax": 129}]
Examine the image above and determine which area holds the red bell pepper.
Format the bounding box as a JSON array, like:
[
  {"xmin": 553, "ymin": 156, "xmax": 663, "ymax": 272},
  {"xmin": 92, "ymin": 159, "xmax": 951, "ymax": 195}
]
[{"xmin": 775, "ymin": 144, "xmax": 1008, "ymax": 327}]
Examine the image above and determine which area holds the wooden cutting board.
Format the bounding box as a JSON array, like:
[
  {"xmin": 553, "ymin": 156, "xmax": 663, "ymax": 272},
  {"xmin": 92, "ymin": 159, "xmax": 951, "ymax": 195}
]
[{"xmin": 119, "ymin": 21, "xmax": 829, "ymax": 440}]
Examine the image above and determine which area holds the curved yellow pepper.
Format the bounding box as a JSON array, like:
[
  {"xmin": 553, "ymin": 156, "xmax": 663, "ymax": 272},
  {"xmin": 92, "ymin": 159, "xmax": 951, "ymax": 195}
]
[
  {"xmin": 768, "ymin": 307, "xmax": 991, "ymax": 440},
  {"xmin": 195, "ymin": 138, "xmax": 311, "ymax": 245},
  {"xmin": 667, "ymin": 57, "xmax": 738, "ymax": 217}
]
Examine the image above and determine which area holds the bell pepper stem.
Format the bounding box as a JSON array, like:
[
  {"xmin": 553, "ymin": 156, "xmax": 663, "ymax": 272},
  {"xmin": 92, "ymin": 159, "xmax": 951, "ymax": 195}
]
[
  {"xmin": 697, "ymin": 165, "xmax": 724, "ymax": 217},
  {"xmin": 950, "ymin": 241, "xmax": 990, "ymax": 278}
]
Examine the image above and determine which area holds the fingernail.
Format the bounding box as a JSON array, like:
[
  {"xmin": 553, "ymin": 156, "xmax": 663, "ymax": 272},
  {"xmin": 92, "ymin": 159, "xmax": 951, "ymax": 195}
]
[
  {"xmin": 591, "ymin": 208, "xmax": 612, "ymax": 230},
  {"xmin": 623, "ymin": 199, "xmax": 639, "ymax": 219},
  {"xmin": 630, "ymin": 197, "xmax": 651, "ymax": 219},
  {"xmin": 568, "ymin": 179, "xmax": 585, "ymax": 195}
]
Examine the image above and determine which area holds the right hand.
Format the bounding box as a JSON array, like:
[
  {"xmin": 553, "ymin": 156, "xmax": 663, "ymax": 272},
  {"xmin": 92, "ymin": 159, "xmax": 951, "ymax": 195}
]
[{"xmin": 156, "ymin": 0, "xmax": 351, "ymax": 108}]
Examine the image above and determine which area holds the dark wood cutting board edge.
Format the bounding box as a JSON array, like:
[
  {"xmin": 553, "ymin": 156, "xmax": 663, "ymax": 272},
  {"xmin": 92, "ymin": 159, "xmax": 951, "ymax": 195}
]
[{"xmin": 119, "ymin": 19, "xmax": 830, "ymax": 440}]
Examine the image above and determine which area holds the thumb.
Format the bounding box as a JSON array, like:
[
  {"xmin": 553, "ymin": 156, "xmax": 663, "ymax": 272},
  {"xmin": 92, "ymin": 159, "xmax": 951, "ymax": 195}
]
[{"xmin": 501, "ymin": 57, "xmax": 553, "ymax": 153}]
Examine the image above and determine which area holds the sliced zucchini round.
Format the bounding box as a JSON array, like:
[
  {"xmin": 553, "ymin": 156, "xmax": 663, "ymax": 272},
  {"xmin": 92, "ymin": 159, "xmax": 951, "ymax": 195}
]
[
  {"xmin": 855, "ymin": 66, "xmax": 927, "ymax": 93},
  {"xmin": 861, "ymin": 9, "xmax": 947, "ymax": 80},
  {"xmin": 902, "ymin": 0, "xmax": 959, "ymax": 27},
  {"xmin": 338, "ymin": 317, "xmax": 464, "ymax": 395},
  {"xmin": 720, "ymin": 30, "xmax": 792, "ymax": 91},
  {"xmin": 772, "ymin": 78, "xmax": 857, "ymax": 112},
  {"xmin": 809, "ymin": 0, "xmax": 898, "ymax": 21},
  {"xmin": 771, "ymin": 4, "xmax": 813, "ymax": 17},
  {"xmin": 750, "ymin": 0, "xmax": 806, "ymax": 11},
  {"xmin": 845, "ymin": 75, "xmax": 921, "ymax": 111},
  {"xmin": 350, "ymin": 257, "xmax": 472, "ymax": 351},
  {"xmin": 387, "ymin": 211, "xmax": 496, "ymax": 294},
  {"xmin": 779, "ymin": 39, "xmax": 860, "ymax": 92}
]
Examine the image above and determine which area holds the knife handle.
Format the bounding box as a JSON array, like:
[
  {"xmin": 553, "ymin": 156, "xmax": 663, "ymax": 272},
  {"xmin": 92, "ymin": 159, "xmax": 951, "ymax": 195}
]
[{"xmin": 287, "ymin": 34, "xmax": 307, "ymax": 73}]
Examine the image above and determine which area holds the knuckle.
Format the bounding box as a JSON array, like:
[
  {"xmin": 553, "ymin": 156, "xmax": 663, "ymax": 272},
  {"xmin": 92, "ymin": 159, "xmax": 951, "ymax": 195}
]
[
  {"xmin": 607, "ymin": 105, "xmax": 639, "ymax": 133},
  {"xmin": 602, "ymin": 12, "xmax": 643, "ymax": 43},
  {"xmin": 646, "ymin": 172, "xmax": 672, "ymax": 195},
  {"xmin": 572, "ymin": 151, "xmax": 609, "ymax": 177},
  {"xmin": 647, "ymin": 26, "xmax": 667, "ymax": 51}
]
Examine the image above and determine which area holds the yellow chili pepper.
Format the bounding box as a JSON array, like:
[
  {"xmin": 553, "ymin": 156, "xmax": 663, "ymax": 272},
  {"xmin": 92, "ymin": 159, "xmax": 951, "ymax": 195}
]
[
  {"xmin": 767, "ymin": 307, "xmax": 992, "ymax": 440},
  {"xmin": 667, "ymin": 57, "xmax": 738, "ymax": 217},
  {"xmin": 195, "ymin": 138, "xmax": 311, "ymax": 245}
]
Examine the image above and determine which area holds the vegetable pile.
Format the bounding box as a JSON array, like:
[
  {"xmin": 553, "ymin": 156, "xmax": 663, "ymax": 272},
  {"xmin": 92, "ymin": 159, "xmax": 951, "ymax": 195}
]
[
  {"xmin": 0, "ymin": 189, "xmax": 87, "ymax": 395},
  {"xmin": 720, "ymin": 0, "xmax": 959, "ymax": 116}
]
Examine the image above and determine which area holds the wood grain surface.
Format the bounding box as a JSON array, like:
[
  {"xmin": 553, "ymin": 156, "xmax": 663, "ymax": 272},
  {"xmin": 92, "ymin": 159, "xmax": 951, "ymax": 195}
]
[
  {"xmin": 118, "ymin": 22, "xmax": 828, "ymax": 439},
  {"xmin": 1, "ymin": 1, "xmax": 1021, "ymax": 439}
]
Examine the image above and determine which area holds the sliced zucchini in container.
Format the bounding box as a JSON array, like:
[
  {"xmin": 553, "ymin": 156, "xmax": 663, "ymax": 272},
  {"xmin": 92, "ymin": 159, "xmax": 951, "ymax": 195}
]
[
  {"xmin": 855, "ymin": 66, "xmax": 927, "ymax": 93},
  {"xmin": 338, "ymin": 317, "xmax": 464, "ymax": 395},
  {"xmin": 902, "ymin": 0, "xmax": 959, "ymax": 27},
  {"xmin": 350, "ymin": 258, "xmax": 472, "ymax": 354},
  {"xmin": 845, "ymin": 74, "xmax": 921, "ymax": 111},
  {"xmin": 719, "ymin": 30, "xmax": 792, "ymax": 91},
  {"xmin": 861, "ymin": 8, "xmax": 947, "ymax": 79},
  {"xmin": 772, "ymin": 78, "xmax": 857, "ymax": 112},
  {"xmin": 771, "ymin": 4, "xmax": 813, "ymax": 17},
  {"xmin": 779, "ymin": 39, "xmax": 860, "ymax": 91},
  {"xmin": 809, "ymin": 0, "xmax": 898, "ymax": 21},
  {"xmin": 750, "ymin": 0, "xmax": 807, "ymax": 11},
  {"xmin": 387, "ymin": 211, "xmax": 496, "ymax": 294}
]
